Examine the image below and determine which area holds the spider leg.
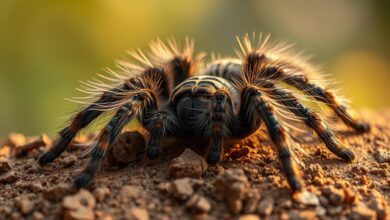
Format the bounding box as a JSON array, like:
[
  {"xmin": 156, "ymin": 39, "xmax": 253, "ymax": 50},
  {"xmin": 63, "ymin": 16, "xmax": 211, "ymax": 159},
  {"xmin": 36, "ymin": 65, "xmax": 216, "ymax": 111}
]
[
  {"xmin": 74, "ymin": 102, "xmax": 134, "ymax": 188},
  {"xmin": 242, "ymin": 86, "xmax": 304, "ymax": 191},
  {"xmin": 38, "ymin": 85, "xmax": 129, "ymax": 166},
  {"xmin": 262, "ymin": 67, "xmax": 370, "ymax": 132},
  {"xmin": 143, "ymin": 109, "xmax": 178, "ymax": 159},
  {"xmin": 263, "ymin": 83, "xmax": 355, "ymax": 162},
  {"xmin": 205, "ymin": 90, "xmax": 234, "ymax": 165}
]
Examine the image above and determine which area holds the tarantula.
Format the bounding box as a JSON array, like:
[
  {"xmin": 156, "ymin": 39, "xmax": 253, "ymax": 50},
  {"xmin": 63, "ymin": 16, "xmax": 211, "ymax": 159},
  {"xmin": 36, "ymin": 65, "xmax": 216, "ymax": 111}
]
[{"xmin": 39, "ymin": 33, "xmax": 370, "ymax": 192}]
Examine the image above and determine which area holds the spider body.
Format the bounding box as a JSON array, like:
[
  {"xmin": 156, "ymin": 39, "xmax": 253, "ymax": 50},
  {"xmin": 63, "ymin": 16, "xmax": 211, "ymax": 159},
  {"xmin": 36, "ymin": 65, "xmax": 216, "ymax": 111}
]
[{"xmin": 39, "ymin": 34, "xmax": 369, "ymax": 192}]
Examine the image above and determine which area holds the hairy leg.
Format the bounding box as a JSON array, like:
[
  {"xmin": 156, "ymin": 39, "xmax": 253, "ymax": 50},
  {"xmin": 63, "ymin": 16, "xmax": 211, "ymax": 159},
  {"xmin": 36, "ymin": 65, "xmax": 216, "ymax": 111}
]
[
  {"xmin": 74, "ymin": 102, "xmax": 134, "ymax": 188},
  {"xmin": 205, "ymin": 90, "xmax": 234, "ymax": 165},
  {"xmin": 39, "ymin": 84, "xmax": 130, "ymax": 166},
  {"xmin": 261, "ymin": 66, "xmax": 370, "ymax": 133},
  {"xmin": 242, "ymin": 86, "xmax": 304, "ymax": 191},
  {"xmin": 263, "ymin": 82, "xmax": 355, "ymax": 162}
]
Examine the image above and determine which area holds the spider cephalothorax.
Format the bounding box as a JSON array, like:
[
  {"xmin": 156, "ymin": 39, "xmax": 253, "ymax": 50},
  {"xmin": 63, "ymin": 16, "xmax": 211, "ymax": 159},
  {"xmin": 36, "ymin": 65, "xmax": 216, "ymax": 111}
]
[{"xmin": 39, "ymin": 34, "xmax": 370, "ymax": 192}]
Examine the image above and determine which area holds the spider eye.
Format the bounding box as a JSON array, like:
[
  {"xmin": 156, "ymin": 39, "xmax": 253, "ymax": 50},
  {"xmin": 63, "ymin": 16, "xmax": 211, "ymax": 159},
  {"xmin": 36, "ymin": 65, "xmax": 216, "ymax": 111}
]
[{"xmin": 133, "ymin": 93, "xmax": 145, "ymax": 101}]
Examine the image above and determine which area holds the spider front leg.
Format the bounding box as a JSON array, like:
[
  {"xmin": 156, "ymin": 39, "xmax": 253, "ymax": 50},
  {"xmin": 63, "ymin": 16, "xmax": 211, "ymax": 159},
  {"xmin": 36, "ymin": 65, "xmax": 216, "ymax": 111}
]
[
  {"xmin": 143, "ymin": 109, "xmax": 178, "ymax": 159},
  {"xmin": 205, "ymin": 90, "xmax": 233, "ymax": 165},
  {"xmin": 39, "ymin": 85, "xmax": 129, "ymax": 166},
  {"xmin": 74, "ymin": 102, "xmax": 134, "ymax": 188},
  {"xmin": 242, "ymin": 86, "xmax": 304, "ymax": 191}
]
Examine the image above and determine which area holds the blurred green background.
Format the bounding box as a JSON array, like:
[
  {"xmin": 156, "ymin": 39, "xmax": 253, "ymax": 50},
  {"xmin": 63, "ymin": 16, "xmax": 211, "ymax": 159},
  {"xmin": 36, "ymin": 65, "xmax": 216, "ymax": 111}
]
[{"xmin": 1, "ymin": 0, "xmax": 389, "ymax": 137}]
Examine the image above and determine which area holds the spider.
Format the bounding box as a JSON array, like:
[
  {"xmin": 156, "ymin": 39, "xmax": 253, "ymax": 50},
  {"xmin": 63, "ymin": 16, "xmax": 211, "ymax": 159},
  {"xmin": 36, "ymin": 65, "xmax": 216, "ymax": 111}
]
[{"xmin": 38, "ymin": 33, "xmax": 370, "ymax": 192}]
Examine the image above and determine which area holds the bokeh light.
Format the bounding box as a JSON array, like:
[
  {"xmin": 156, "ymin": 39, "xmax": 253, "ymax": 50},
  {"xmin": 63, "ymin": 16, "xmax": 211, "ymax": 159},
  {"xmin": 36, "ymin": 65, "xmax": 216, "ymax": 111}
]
[{"xmin": 0, "ymin": 0, "xmax": 389, "ymax": 137}]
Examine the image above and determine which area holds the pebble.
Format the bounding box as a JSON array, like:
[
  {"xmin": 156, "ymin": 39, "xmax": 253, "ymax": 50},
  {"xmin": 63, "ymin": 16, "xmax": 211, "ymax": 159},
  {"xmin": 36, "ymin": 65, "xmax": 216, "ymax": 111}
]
[
  {"xmin": 119, "ymin": 185, "xmax": 142, "ymax": 203},
  {"xmin": 63, "ymin": 189, "xmax": 96, "ymax": 220},
  {"xmin": 257, "ymin": 197, "xmax": 274, "ymax": 216},
  {"xmin": 125, "ymin": 208, "xmax": 149, "ymax": 220},
  {"xmin": 321, "ymin": 186, "xmax": 344, "ymax": 206},
  {"xmin": 169, "ymin": 148, "xmax": 208, "ymax": 178},
  {"xmin": 238, "ymin": 214, "xmax": 260, "ymax": 220},
  {"xmin": 6, "ymin": 133, "xmax": 26, "ymax": 148},
  {"xmin": 0, "ymin": 171, "xmax": 17, "ymax": 183},
  {"xmin": 106, "ymin": 131, "xmax": 145, "ymax": 165},
  {"xmin": 14, "ymin": 197, "xmax": 34, "ymax": 215},
  {"xmin": 213, "ymin": 169, "xmax": 250, "ymax": 214},
  {"xmin": 93, "ymin": 187, "xmax": 111, "ymax": 202},
  {"xmin": 15, "ymin": 134, "xmax": 51, "ymax": 157},
  {"xmin": 62, "ymin": 156, "xmax": 77, "ymax": 168},
  {"xmin": 349, "ymin": 202, "xmax": 377, "ymax": 220},
  {"xmin": 0, "ymin": 159, "xmax": 12, "ymax": 174},
  {"xmin": 186, "ymin": 194, "xmax": 211, "ymax": 213},
  {"xmin": 293, "ymin": 190, "xmax": 319, "ymax": 206},
  {"xmin": 375, "ymin": 149, "xmax": 390, "ymax": 163},
  {"xmin": 171, "ymin": 178, "xmax": 195, "ymax": 201},
  {"xmin": 42, "ymin": 183, "xmax": 72, "ymax": 202}
]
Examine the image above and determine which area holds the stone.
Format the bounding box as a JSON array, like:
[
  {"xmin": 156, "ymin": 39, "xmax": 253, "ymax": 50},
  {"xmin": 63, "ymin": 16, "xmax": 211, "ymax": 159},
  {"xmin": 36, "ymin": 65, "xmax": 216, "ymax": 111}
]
[
  {"xmin": 375, "ymin": 149, "xmax": 390, "ymax": 163},
  {"xmin": 119, "ymin": 185, "xmax": 142, "ymax": 203},
  {"xmin": 238, "ymin": 214, "xmax": 260, "ymax": 220},
  {"xmin": 213, "ymin": 169, "xmax": 250, "ymax": 214},
  {"xmin": 350, "ymin": 202, "xmax": 377, "ymax": 220},
  {"xmin": 0, "ymin": 159, "xmax": 12, "ymax": 174},
  {"xmin": 171, "ymin": 178, "xmax": 195, "ymax": 201},
  {"xmin": 14, "ymin": 197, "xmax": 34, "ymax": 215},
  {"xmin": 186, "ymin": 194, "xmax": 211, "ymax": 213},
  {"xmin": 125, "ymin": 208, "xmax": 148, "ymax": 220},
  {"xmin": 62, "ymin": 156, "xmax": 77, "ymax": 168},
  {"xmin": 169, "ymin": 148, "xmax": 208, "ymax": 178},
  {"xmin": 43, "ymin": 183, "xmax": 72, "ymax": 202},
  {"xmin": 293, "ymin": 190, "xmax": 319, "ymax": 206},
  {"xmin": 63, "ymin": 189, "xmax": 96, "ymax": 220},
  {"xmin": 106, "ymin": 131, "xmax": 145, "ymax": 165},
  {"xmin": 15, "ymin": 134, "xmax": 51, "ymax": 157},
  {"xmin": 321, "ymin": 186, "xmax": 344, "ymax": 206},
  {"xmin": 367, "ymin": 191, "xmax": 388, "ymax": 220},
  {"xmin": 6, "ymin": 133, "xmax": 26, "ymax": 148},
  {"xmin": 0, "ymin": 171, "xmax": 17, "ymax": 183},
  {"xmin": 257, "ymin": 197, "xmax": 274, "ymax": 216},
  {"xmin": 93, "ymin": 187, "xmax": 111, "ymax": 202}
]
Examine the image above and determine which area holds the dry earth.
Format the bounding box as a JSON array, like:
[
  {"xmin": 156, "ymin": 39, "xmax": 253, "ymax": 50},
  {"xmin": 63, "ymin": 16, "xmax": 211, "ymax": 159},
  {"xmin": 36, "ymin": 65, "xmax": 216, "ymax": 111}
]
[{"xmin": 0, "ymin": 110, "xmax": 389, "ymax": 220}]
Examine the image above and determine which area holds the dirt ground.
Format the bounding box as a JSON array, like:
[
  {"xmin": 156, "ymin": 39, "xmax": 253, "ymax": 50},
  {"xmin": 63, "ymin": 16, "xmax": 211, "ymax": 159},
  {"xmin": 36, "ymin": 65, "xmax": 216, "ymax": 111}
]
[{"xmin": 0, "ymin": 109, "xmax": 389, "ymax": 220}]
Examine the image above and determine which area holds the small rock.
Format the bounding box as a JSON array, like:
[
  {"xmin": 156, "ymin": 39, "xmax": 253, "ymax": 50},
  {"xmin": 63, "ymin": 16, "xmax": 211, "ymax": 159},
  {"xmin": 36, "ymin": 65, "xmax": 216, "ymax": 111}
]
[
  {"xmin": 169, "ymin": 148, "xmax": 208, "ymax": 178},
  {"xmin": 186, "ymin": 194, "xmax": 211, "ymax": 213},
  {"xmin": 15, "ymin": 134, "xmax": 51, "ymax": 157},
  {"xmin": 367, "ymin": 191, "xmax": 388, "ymax": 220},
  {"xmin": 257, "ymin": 197, "xmax": 274, "ymax": 216},
  {"xmin": 343, "ymin": 188, "xmax": 357, "ymax": 204},
  {"xmin": 119, "ymin": 185, "xmax": 142, "ymax": 203},
  {"xmin": 321, "ymin": 186, "xmax": 344, "ymax": 206},
  {"xmin": 213, "ymin": 169, "xmax": 250, "ymax": 214},
  {"xmin": 0, "ymin": 171, "xmax": 17, "ymax": 183},
  {"xmin": 238, "ymin": 214, "xmax": 260, "ymax": 220},
  {"xmin": 243, "ymin": 189, "xmax": 261, "ymax": 214},
  {"xmin": 375, "ymin": 149, "xmax": 390, "ymax": 163},
  {"xmin": 125, "ymin": 208, "xmax": 148, "ymax": 220},
  {"xmin": 14, "ymin": 197, "xmax": 34, "ymax": 215},
  {"xmin": 63, "ymin": 189, "xmax": 96, "ymax": 220},
  {"xmin": 62, "ymin": 156, "xmax": 77, "ymax": 168},
  {"xmin": 171, "ymin": 178, "xmax": 195, "ymax": 200},
  {"xmin": 0, "ymin": 159, "xmax": 12, "ymax": 174},
  {"xmin": 6, "ymin": 133, "xmax": 26, "ymax": 148},
  {"xmin": 43, "ymin": 183, "xmax": 72, "ymax": 202},
  {"xmin": 293, "ymin": 190, "xmax": 319, "ymax": 206},
  {"xmin": 93, "ymin": 187, "xmax": 110, "ymax": 202},
  {"xmin": 29, "ymin": 182, "xmax": 43, "ymax": 193},
  {"xmin": 350, "ymin": 202, "xmax": 377, "ymax": 220},
  {"xmin": 0, "ymin": 145, "xmax": 11, "ymax": 159},
  {"xmin": 106, "ymin": 131, "xmax": 145, "ymax": 165}
]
